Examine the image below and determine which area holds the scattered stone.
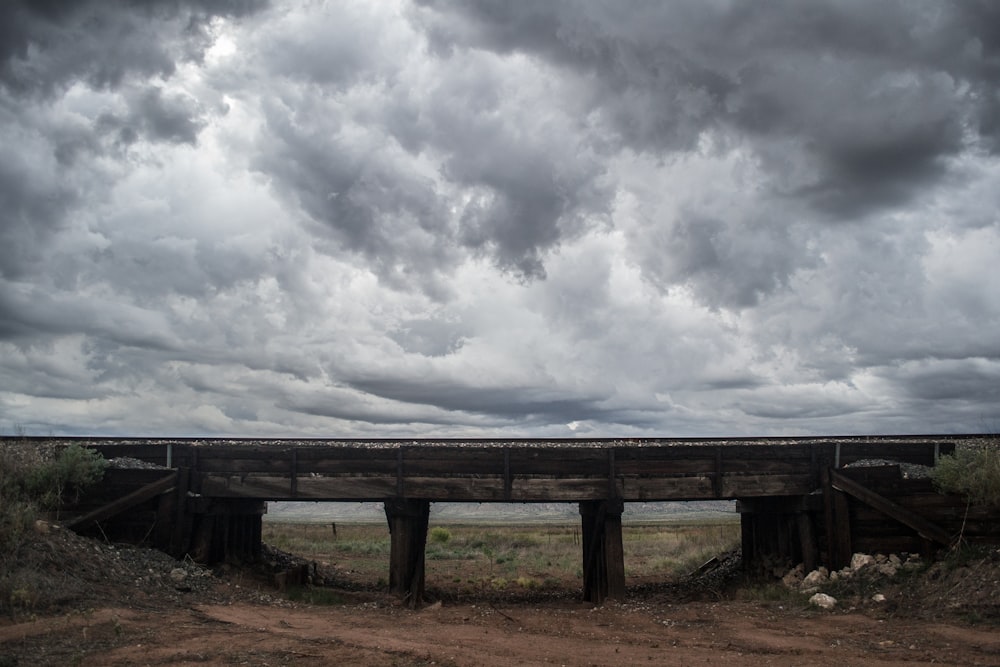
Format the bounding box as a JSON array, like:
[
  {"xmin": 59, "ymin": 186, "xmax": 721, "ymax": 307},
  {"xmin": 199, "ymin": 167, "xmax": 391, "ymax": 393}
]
[
  {"xmin": 851, "ymin": 553, "xmax": 876, "ymax": 571},
  {"xmin": 802, "ymin": 567, "xmax": 829, "ymax": 589},
  {"xmin": 809, "ymin": 593, "xmax": 837, "ymax": 609},
  {"xmin": 872, "ymin": 593, "xmax": 886, "ymax": 603},
  {"xmin": 781, "ymin": 563, "xmax": 805, "ymax": 589},
  {"xmin": 877, "ymin": 563, "xmax": 898, "ymax": 577}
]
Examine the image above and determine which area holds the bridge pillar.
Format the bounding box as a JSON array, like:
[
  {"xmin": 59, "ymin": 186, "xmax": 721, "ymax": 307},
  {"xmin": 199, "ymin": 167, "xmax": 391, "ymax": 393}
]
[
  {"xmin": 384, "ymin": 498, "xmax": 430, "ymax": 608},
  {"xmin": 579, "ymin": 499, "xmax": 626, "ymax": 604}
]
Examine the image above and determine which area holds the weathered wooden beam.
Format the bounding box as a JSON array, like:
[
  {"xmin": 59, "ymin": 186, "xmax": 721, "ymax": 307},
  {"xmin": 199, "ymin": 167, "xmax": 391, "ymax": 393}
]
[
  {"xmin": 63, "ymin": 471, "xmax": 177, "ymax": 530},
  {"xmin": 740, "ymin": 514, "xmax": 755, "ymax": 570},
  {"xmin": 385, "ymin": 499, "xmax": 430, "ymax": 608},
  {"xmin": 830, "ymin": 469, "xmax": 954, "ymax": 546},
  {"xmin": 171, "ymin": 467, "xmax": 193, "ymax": 558},
  {"xmin": 579, "ymin": 499, "xmax": 625, "ymax": 604}
]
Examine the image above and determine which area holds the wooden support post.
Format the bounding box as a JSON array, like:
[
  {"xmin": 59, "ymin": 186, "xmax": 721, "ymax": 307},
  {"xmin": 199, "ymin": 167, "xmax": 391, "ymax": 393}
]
[
  {"xmin": 797, "ymin": 511, "xmax": 817, "ymax": 573},
  {"xmin": 821, "ymin": 467, "xmax": 841, "ymax": 569},
  {"xmin": 171, "ymin": 467, "xmax": 193, "ymax": 558},
  {"xmin": 740, "ymin": 512, "xmax": 756, "ymax": 571},
  {"xmin": 579, "ymin": 499, "xmax": 625, "ymax": 604},
  {"xmin": 155, "ymin": 486, "xmax": 176, "ymax": 551},
  {"xmin": 833, "ymin": 489, "xmax": 852, "ymax": 568},
  {"xmin": 384, "ymin": 498, "xmax": 430, "ymax": 608}
]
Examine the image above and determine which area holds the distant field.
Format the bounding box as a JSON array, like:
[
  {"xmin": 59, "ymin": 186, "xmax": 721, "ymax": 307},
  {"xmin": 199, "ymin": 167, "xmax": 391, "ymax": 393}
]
[
  {"xmin": 264, "ymin": 499, "xmax": 738, "ymax": 524},
  {"xmin": 262, "ymin": 517, "xmax": 741, "ymax": 594}
]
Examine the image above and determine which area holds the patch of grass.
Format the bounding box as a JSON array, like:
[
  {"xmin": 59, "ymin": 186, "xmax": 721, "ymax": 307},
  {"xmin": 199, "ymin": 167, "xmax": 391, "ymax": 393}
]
[
  {"xmin": 264, "ymin": 518, "xmax": 743, "ymax": 594},
  {"xmin": 940, "ymin": 543, "xmax": 996, "ymax": 570}
]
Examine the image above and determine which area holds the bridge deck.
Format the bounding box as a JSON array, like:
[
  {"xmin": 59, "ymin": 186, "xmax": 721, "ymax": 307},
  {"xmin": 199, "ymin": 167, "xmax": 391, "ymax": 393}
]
[{"xmin": 23, "ymin": 434, "xmax": 975, "ymax": 503}]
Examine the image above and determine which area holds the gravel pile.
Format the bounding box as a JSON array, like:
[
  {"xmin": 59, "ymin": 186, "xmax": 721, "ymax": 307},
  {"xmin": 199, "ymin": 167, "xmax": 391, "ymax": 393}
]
[
  {"xmin": 844, "ymin": 458, "xmax": 933, "ymax": 479},
  {"xmin": 105, "ymin": 456, "xmax": 170, "ymax": 470}
]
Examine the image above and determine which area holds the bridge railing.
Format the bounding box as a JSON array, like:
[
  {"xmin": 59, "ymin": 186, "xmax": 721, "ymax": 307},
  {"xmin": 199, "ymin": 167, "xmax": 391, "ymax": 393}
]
[{"xmin": 46, "ymin": 435, "xmax": 963, "ymax": 503}]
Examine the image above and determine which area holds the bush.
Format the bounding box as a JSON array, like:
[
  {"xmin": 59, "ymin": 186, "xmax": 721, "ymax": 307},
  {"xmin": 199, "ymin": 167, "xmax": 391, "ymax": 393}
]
[
  {"xmin": 932, "ymin": 440, "xmax": 1000, "ymax": 509},
  {"xmin": 24, "ymin": 443, "xmax": 108, "ymax": 511},
  {"xmin": 0, "ymin": 442, "xmax": 107, "ymax": 554},
  {"xmin": 429, "ymin": 526, "xmax": 452, "ymax": 544}
]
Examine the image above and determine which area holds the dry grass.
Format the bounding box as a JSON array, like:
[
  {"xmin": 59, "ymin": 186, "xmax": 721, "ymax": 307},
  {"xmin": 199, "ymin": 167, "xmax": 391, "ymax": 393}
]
[{"xmin": 262, "ymin": 518, "xmax": 741, "ymax": 593}]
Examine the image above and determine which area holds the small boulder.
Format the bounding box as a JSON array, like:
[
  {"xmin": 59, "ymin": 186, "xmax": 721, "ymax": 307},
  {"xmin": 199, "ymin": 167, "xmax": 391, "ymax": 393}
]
[
  {"xmin": 809, "ymin": 593, "xmax": 837, "ymax": 610},
  {"xmin": 851, "ymin": 553, "xmax": 876, "ymax": 571},
  {"xmin": 802, "ymin": 567, "xmax": 829, "ymax": 588},
  {"xmin": 169, "ymin": 568, "xmax": 188, "ymax": 584},
  {"xmin": 871, "ymin": 593, "xmax": 886, "ymax": 603},
  {"xmin": 782, "ymin": 564, "xmax": 805, "ymax": 589},
  {"xmin": 877, "ymin": 563, "xmax": 898, "ymax": 577}
]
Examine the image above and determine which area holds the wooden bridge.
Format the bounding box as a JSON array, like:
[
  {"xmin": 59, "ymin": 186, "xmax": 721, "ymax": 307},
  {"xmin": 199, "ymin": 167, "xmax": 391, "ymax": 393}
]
[{"xmin": 16, "ymin": 435, "xmax": 995, "ymax": 605}]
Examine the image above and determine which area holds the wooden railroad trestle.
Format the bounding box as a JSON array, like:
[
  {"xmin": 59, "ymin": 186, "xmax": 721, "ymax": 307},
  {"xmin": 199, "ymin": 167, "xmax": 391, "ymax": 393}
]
[{"xmin": 13, "ymin": 435, "xmax": 990, "ymax": 606}]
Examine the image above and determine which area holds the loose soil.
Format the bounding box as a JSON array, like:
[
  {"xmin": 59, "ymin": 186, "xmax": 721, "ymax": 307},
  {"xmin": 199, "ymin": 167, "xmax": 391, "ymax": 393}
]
[{"xmin": 3, "ymin": 525, "xmax": 1000, "ymax": 667}]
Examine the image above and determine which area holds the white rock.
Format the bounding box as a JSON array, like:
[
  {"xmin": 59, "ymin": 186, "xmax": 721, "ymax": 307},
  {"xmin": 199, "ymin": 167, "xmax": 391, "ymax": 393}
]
[
  {"xmin": 782, "ymin": 564, "xmax": 805, "ymax": 589},
  {"xmin": 851, "ymin": 553, "xmax": 876, "ymax": 571},
  {"xmin": 871, "ymin": 593, "xmax": 886, "ymax": 603},
  {"xmin": 809, "ymin": 593, "xmax": 837, "ymax": 610},
  {"xmin": 877, "ymin": 563, "xmax": 898, "ymax": 577},
  {"xmin": 802, "ymin": 569, "xmax": 829, "ymax": 588}
]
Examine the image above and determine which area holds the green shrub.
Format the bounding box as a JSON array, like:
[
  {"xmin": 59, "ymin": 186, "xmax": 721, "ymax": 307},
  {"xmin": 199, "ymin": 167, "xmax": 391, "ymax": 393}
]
[
  {"xmin": 0, "ymin": 442, "xmax": 106, "ymax": 555},
  {"xmin": 932, "ymin": 441, "xmax": 1000, "ymax": 509},
  {"xmin": 24, "ymin": 443, "xmax": 107, "ymax": 510},
  {"xmin": 429, "ymin": 526, "xmax": 451, "ymax": 544}
]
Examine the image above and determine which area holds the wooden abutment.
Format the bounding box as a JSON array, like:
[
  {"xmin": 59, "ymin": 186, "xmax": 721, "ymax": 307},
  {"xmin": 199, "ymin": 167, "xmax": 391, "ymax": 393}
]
[{"xmin": 15, "ymin": 435, "xmax": 997, "ymax": 606}]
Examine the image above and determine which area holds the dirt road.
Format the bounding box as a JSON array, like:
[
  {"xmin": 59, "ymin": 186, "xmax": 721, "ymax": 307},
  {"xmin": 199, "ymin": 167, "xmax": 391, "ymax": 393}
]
[{"xmin": 4, "ymin": 595, "xmax": 1000, "ymax": 666}]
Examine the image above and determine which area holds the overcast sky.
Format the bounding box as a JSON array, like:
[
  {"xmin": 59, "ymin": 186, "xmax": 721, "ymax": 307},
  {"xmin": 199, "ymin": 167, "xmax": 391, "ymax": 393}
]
[{"xmin": 1, "ymin": 0, "xmax": 998, "ymax": 438}]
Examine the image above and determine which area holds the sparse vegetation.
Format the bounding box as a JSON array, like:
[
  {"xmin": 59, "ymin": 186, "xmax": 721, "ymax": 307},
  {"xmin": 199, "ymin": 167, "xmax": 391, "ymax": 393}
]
[
  {"xmin": 261, "ymin": 518, "xmax": 741, "ymax": 594},
  {"xmin": 932, "ymin": 439, "xmax": 1000, "ymax": 509},
  {"xmin": 1, "ymin": 438, "xmax": 107, "ymax": 617}
]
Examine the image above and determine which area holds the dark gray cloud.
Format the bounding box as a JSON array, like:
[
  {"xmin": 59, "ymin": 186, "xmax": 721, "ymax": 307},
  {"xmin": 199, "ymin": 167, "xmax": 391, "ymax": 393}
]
[
  {"xmin": 97, "ymin": 86, "xmax": 207, "ymax": 146},
  {"xmin": 0, "ymin": 152, "xmax": 79, "ymax": 280},
  {"xmin": 413, "ymin": 0, "xmax": 994, "ymax": 221},
  {"xmin": 0, "ymin": 0, "xmax": 268, "ymax": 95},
  {"xmin": 345, "ymin": 376, "xmax": 661, "ymax": 428}
]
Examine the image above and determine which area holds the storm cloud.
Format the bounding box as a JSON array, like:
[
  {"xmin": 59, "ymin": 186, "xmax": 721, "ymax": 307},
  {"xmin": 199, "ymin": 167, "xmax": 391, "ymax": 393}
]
[{"xmin": 1, "ymin": 1, "xmax": 998, "ymax": 437}]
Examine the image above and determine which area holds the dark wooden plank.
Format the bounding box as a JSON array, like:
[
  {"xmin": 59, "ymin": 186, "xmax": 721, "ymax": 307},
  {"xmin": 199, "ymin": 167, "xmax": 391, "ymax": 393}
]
[
  {"xmin": 615, "ymin": 459, "xmax": 717, "ymax": 475},
  {"xmin": 63, "ymin": 471, "xmax": 177, "ymax": 530},
  {"xmin": 510, "ymin": 477, "xmax": 613, "ymax": 501},
  {"xmin": 833, "ymin": 488, "xmax": 853, "ymax": 568},
  {"xmin": 395, "ymin": 476, "xmax": 507, "ymax": 501},
  {"xmin": 720, "ymin": 474, "xmax": 815, "ymax": 497},
  {"xmin": 620, "ymin": 476, "xmax": 715, "ymax": 501},
  {"xmin": 200, "ymin": 473, "xmax": 398, "ymax": 500},
  {"xmin": 831, "ymin": 469, "xmax": 953, "ymax": 545}
]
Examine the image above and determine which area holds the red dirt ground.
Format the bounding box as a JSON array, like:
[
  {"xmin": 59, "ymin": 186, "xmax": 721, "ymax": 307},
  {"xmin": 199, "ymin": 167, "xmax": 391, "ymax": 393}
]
[{"xmin": 2, "ymin": 526, "xmax": 999, "ymax": 666}]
